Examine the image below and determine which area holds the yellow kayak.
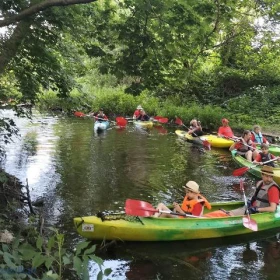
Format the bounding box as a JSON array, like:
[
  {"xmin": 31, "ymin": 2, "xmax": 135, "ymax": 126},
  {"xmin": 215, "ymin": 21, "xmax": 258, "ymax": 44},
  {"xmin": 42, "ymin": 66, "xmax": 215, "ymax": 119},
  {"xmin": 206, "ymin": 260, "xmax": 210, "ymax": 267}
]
[
  {"xmin": 133, "ymin": 121, "xmax": 153, "ymax": 129},
  {"xmin": 175, "ymin": 130, "xmax": 234, "ymax": 148},
  {"xmin": 202, "ymin": 135, "xmax": 234, "ymax": 148}
]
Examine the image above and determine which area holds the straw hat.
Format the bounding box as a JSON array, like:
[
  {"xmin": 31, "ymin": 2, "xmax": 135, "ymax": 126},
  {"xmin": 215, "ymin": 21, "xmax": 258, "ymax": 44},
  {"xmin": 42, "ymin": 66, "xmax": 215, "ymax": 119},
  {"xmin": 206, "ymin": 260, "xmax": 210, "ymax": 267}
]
[
  {"xmin": 137, "ymin": 105, "xmax": 143, "ymax": 110},
  {"xmin": 261, "ymin": 165, "xmax": 274, "ymax": 176},
  {"xmin": 183, "ymin": 181, "xmax": 200, "ymax": 194}
]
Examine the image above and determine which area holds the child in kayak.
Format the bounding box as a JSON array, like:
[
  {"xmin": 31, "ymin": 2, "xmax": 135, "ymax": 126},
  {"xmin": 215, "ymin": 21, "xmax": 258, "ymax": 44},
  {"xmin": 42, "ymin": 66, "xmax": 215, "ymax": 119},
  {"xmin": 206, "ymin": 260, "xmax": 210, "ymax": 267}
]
[{"xmin": 154, "ymin": 181, "xmax": 211, "ymax": 218}]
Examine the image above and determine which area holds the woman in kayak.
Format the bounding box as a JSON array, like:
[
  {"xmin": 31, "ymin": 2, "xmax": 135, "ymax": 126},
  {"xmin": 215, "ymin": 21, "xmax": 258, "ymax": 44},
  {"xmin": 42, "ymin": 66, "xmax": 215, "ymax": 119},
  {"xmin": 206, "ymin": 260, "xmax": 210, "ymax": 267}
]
[
  {"xmin": 251, "ymin": 125, "xmax": 269, "ymax": 144},
  {"xmin": 154, "ymin": 181, "xmax": 211, "ymax": 218},
  {"xmin": 188, "ymin": 119, "xmax": 203, "ymax": 137},
  {"xmin": 229, "ymin": 130, "xmax": 258, "ymax": 161},
  {"xmin": 217, "ymin": 118, "xmax": 236, "ymax": 138}
]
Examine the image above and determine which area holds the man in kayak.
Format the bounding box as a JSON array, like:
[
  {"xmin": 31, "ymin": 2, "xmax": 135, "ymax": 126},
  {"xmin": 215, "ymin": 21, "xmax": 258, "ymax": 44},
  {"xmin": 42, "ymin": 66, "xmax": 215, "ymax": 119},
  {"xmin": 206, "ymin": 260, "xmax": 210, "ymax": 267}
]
[
  {"xmin": 217, "ymin": 118, "xmax": 236, "ymax": 138},
  {"xmin": 229, "ymin": 166, "xmax": 280, "ymax": 216},
  {"xmin": 253, "ymin": 143, "xmax": 280, "ymax": 167},
  {"xmin": 133, "ymin": 105, "xmax": 143, "ymax": 120},
  {"xmin": 188, "ymin": 119, "xmax": 203, "ymax": 136},
  {"xmin": 229, "ymin": 130, "xmax": 258, "ymax": 161},
  {"xmin": 251, "ymin": 125, "xmax": 269, "ymax": 144},
  {"xmin": 136, "ymin": 109, "xmax": 150, "ymax": 121},
  {"xmin": 154, "ymin": 181, "xmax": 211, "ymax": 218}
]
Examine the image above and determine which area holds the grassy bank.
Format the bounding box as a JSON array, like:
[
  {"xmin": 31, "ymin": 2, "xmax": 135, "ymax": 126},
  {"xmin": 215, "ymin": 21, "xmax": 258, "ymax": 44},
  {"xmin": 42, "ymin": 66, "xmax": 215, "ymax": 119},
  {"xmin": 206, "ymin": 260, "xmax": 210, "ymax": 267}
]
[{"xmin": 36, "ymin": 85, "xmax": 280, "ymax": 137}]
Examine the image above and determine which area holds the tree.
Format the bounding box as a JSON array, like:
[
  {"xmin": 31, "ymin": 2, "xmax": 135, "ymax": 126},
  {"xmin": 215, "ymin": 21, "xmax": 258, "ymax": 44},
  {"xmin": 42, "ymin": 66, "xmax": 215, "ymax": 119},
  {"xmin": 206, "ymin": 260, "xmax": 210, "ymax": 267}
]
[{"xmin": 0, "ymin": 0, "xmax": 98, "ymax": 103}]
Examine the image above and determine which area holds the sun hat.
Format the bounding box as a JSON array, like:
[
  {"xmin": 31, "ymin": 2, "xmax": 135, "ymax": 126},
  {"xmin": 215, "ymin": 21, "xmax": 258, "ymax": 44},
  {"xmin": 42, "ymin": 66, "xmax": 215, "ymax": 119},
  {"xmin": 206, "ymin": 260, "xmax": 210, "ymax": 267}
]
[
  {"xmin": 183, "ymin": 181, "xmax": 200, "ymax": 194},
  {"xmin": 261, "ymin": 165, "xmax": 274, "ymax": 176},
  {"xmin": 222, "ymin": 118, "xmax": 229, "ymax": 123},
  {"xmin": 137, "ymin": 105, "xmax": 143, "ymax": 110}
]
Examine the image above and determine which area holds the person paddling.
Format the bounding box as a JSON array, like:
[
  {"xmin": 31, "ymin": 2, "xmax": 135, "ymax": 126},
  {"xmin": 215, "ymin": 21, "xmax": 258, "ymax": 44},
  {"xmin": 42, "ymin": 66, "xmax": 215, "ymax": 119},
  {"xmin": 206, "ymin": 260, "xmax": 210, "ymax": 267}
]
[
  {"xmin": 229, "ymin": 166, "xmax": 280, "ymax": 216},
  {"xmin": 154, "ymin": 181, "xmax": 211, "ymax": 218},
  {"xmin": 133, "ymin": 105, "xmax": 143, "ymax": 120},
  {"xmin": 136, "ymin": 109, "xmax": 150, "ymax": 121},
  {"xmin": 253, "ymin": 143, "xmax": 280, "ymax": 167},
  {"xmin": 229, "ymin": 130, "xmax": 258, "ymax": 161},
  {"xmin": 188, "ymin": 119, "xmax": 203, "ymax": 137},
  {"xmin": 95, "ymin": 108, "xmax": 108, "ymax": 121},
  {"xmin": 217, "ymin": 118, "xmax": 236, "ymax": 139},
  {"xmin": 251, "ymin": 125, "xmax": 269, "ymax": 144}
]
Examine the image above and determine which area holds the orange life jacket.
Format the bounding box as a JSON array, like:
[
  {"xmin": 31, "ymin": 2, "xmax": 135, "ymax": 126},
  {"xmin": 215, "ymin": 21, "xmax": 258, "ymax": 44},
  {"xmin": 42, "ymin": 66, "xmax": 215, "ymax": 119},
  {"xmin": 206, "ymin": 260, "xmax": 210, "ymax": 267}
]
[{"xmin": 181, "ymin": 194, "xmax": 211, "ymax": 214}]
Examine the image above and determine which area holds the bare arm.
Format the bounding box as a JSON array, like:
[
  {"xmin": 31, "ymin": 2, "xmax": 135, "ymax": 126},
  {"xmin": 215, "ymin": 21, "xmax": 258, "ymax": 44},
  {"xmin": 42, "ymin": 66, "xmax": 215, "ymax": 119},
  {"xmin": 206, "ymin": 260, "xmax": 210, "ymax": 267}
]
[{"xmin": 258, "ymin": 202, "xmax": 277, "ymax": 213}]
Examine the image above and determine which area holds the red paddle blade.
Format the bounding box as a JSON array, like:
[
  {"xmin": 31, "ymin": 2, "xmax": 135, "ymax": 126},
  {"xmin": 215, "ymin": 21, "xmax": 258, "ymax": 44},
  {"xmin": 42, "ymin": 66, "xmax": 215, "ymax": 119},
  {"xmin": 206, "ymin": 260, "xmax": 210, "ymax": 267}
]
[
  {"xmin": 154, "ymin": 116, "xmax": 164, "ymax": 120},
  {"xmin": 158, "ymin": 117, "xmax": 168, "ymax": 124},
  {"xmin": 125, "ymin": 199, "xmax": 157, "ymax": 217},
  {"xmin": 200, "ymin": 137, "xmax": 211, "ymax": 150},
  {"xmin": 203, "ymin": 140, "xmax": 211, "ymax": 150},
  {"xmin": 74, "ymin": 111, "xmax": 86, "ymax": 117},
  {"xmin": 116, "ymin": 117, "xmax": 127, "ymax": 127},
  {"xmin": 175, "ymin": 117, "xmax": 183, "ymax": 126},
  {"xmin": 232, "ymin": 167, "xmax": 249, "ymax": 176},
  {"xmin": 243, "ymin": 216, "xmax": 258, "ymax": 231}
]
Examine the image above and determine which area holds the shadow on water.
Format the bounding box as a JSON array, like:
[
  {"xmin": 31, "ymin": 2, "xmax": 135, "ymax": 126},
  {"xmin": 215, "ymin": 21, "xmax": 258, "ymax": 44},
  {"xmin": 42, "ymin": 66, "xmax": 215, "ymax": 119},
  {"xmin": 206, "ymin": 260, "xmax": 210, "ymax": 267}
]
[{"xmin": 91, "ymin": 230, "xmax": 280, "ymax": 280}]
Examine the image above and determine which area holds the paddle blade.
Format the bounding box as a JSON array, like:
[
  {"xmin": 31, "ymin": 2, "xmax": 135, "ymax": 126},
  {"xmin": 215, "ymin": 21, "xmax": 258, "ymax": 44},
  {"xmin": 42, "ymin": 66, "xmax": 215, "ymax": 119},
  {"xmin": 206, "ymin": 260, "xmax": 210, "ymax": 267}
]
[
  {"xmin": 203, "ymin": 140, "xmax": 211, "ymax": 150},
  {"xmin": 125, "ymin": 199, "xmax": 157, "ymax": 217},
  {"xmin": 74, "ymin": 111, "xmax": 86, "ymax": 117},
  {"xmin": 157, "ymin": 117, "xmax": 168, "ymax": 124},
  {"xmin": 116, "ymin": 117, "xmax": 128, "ymax": 127},
  {"xmin": 154, "ymin": 116, "xmax": 164, "ymax": 120},
  {"xmin": 175, "ymin": 117, "xmax": 183, "ymax": 126},
  {"xmin": 232, "ymin": 167, "xmax": 249, "ymax": 176},
  {"xmin": 200, "ymin": 137, "xmax": 211, "ymax": 150},
  {"xmin": 243, "ymin": 216, "xmax": 258, "ymax": 231}
]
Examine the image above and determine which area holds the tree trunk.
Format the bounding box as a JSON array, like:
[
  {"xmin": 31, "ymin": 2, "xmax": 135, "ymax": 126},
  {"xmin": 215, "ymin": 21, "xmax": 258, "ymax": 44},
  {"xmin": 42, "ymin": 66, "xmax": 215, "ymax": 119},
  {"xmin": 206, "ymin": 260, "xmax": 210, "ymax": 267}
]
[{"xmin": 0, "ymin": 21, "xmax": 31, "ymax": 75}]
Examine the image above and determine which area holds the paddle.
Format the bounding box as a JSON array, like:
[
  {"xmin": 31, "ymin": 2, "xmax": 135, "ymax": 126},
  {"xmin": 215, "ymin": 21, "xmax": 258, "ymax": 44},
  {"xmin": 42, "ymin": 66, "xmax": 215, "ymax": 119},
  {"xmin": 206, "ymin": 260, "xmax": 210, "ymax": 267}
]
[
  {"xmin": 232, "ymin": 158, "xmax": 278, "ymax": 176},
  {"xmin": 175, "ymin": 117, "xmax": 189, "ymax": 129},
  {"xmin": 116, "ymin": 117, "xmax": 128, "ymax": 127},
  {"xmin": 239, "ymin": 179, "xmax": 258, "ymax": 231},
  {"xmin": 74, "ymin": 111, "xmax": 86, "ymax": 117},
  {"xmin": 125, "ymin": 199, "xmax": 202, "ymax": 218},
  {"xmin": 153, "ymin": 116, "xmax": 169, "ymax": 124},
  {"xmin": 174, "ymin": 117, "xmax": 211, "ymax": 149},
  {"xmin": 270, "ymin": 143, "xmax": 280, "ymax": 148}
]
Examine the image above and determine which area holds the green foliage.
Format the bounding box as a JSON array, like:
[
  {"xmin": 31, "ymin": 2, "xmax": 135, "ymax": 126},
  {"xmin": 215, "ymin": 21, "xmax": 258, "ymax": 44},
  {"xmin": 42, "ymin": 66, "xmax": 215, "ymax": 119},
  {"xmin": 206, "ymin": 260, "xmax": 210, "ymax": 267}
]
[
  {"xmin": 0, "ymin": 228, "xmax": 111, "ymax": 279},
  {"xmin": 223, "ymin": 85, "xmax": 280, "ymax": 128}
]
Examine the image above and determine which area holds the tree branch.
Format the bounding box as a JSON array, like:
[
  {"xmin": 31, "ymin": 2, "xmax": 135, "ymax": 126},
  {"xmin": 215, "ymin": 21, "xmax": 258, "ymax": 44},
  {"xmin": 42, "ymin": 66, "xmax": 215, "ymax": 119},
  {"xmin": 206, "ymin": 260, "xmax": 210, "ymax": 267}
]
[
  {"xmin": 0, "ymin": 0, "xmax": 98, "ymax": 28},
  {"xmin": 0, "ymin": 21, "xmax": 31, "ymax": 74}
]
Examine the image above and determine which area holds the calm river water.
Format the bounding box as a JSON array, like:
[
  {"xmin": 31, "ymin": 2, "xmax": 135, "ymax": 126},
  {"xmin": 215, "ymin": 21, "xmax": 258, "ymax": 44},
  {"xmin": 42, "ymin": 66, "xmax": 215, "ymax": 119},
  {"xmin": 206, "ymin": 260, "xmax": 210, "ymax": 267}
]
[{"xmin": 2, "ymin": 109, "xmax": 280, "ymax": 280}]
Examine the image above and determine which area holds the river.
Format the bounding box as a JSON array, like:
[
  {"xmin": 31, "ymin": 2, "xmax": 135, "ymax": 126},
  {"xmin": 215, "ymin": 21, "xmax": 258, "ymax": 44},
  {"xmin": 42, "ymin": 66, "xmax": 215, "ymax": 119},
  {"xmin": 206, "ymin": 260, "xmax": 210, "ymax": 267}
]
[{"xmin": 1, "ymin": 109, "xmax": 280, "ymax": 280}]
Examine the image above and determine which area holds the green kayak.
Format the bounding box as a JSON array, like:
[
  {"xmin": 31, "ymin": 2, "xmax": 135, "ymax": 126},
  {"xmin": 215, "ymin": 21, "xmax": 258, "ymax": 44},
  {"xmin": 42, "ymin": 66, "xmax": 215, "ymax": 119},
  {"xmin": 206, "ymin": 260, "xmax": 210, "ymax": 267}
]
[
  {"xmin": 231, "ymin": 150, "xmax": 280, "ymax": 184},
  {"xmin": 73, "ymin": 200, "xmax": 280, "ymax": 242},
  {"xmin": 256, "ymin": 144, "xmax": 280, "ymax": 156}
]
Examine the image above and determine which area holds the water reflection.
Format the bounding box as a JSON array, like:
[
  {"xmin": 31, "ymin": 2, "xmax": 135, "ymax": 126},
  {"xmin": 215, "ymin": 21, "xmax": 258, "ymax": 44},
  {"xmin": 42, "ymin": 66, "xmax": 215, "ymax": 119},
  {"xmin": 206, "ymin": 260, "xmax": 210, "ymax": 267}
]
[{"xmin": 1, "ymin": 110, "xmax": 280, "ymax": 279}]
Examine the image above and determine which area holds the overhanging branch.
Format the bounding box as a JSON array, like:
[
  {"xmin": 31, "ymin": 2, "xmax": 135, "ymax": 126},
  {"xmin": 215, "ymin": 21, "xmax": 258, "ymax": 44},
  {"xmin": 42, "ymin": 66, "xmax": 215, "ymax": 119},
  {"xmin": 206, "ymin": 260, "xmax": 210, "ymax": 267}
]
[{"xmin": 0, "ymin": 0, "xmax": 98, "ymax": 28}]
